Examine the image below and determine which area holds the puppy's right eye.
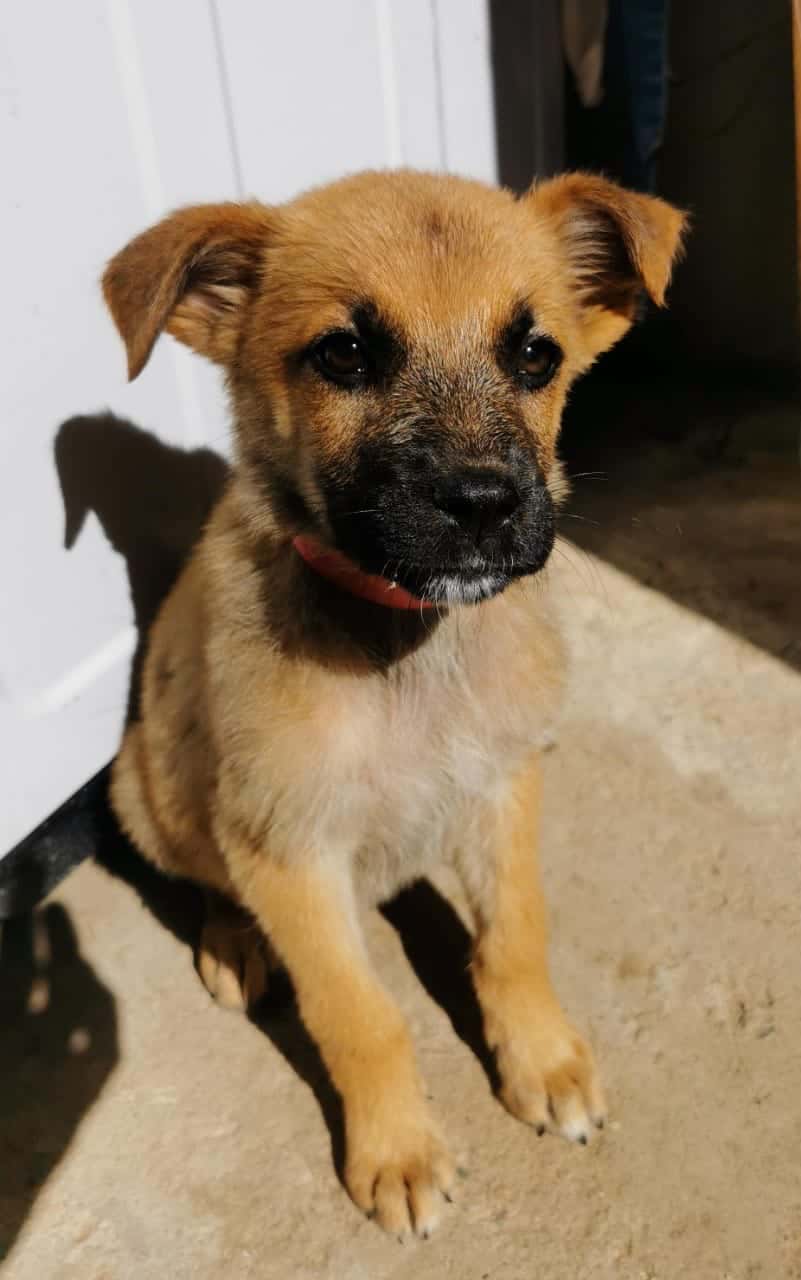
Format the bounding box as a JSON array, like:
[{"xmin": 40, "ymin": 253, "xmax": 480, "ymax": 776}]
[{"xmin": 312, "ymin": 332, "xmax": 370, "ymax": 387}]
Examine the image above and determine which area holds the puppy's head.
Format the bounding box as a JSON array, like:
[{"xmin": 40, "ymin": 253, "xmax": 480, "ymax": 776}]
[{"xmin": 104, "ymin": 171, "xmax": 685, "ymax": 606}]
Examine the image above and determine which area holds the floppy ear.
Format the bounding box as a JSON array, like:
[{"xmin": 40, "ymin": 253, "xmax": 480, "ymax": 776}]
[
  {"xmin": 102, "ymin": 202, "xmax": 273, "ymax": 379},
  {"xmin": 528, "ymin": 172, "xmax": 687, "ymax": 359}
]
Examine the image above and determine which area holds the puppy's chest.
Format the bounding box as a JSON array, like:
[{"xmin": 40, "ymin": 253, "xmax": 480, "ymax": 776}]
[
  {"xmin": 281, "ymin": 613, "xmax": 563, "ymax": 892},
  {"xmin": 355, "ymin": 665, "xmax": 518, "ymax": 803}
]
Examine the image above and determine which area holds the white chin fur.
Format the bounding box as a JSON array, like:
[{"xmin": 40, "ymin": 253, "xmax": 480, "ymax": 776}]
[{"xmin": 423, "ymin": 573, "xmax": 505, "ymax": 607}]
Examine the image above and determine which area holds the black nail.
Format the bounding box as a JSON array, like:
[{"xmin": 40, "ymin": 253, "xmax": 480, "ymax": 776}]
[
  {"xmin": 578, "ymin": 1135, "xmax": 588, "ymax": 1146},
  {"xmin": 536, "ymin": 1125, "xmax": 546, "ymax": 1137}
]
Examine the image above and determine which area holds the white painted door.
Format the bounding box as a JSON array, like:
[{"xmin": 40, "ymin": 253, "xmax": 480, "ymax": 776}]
[{"xmin": 0, "ymin": 0, "xmax": 496, "ymax": 855}]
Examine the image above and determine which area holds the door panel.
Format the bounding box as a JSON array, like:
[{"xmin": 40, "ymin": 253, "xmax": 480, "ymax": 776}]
[
  {"xmin": 434, "ymin": 0, "xmax": 496, "ymax": 180},
  {"xmin": 215, "ymin": 0, "xmax": 421, "ymax": 199}
]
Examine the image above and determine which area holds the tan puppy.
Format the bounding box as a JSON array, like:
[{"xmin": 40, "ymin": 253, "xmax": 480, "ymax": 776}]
[{"xmin": 103, "ymin": 170, "xmax": 684, "ymax": 1238}]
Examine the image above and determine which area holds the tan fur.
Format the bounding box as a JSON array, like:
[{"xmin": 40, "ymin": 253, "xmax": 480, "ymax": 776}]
[{"xmin": 103, "ymin": 169, "xmax": 685, "ymax": 1237}]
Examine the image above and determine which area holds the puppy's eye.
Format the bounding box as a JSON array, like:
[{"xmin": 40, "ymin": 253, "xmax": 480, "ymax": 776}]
[
  {"xmin": 312, "ymin": 332, "xmax": 370, "ymax": 387},
  {"xmin": 516, "ymin": 336, "xmax": 561, "ymax": 390}
]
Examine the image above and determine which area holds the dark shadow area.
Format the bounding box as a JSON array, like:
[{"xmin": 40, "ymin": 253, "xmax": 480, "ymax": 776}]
[
  {"xmin": 54, "ymin": 413, "xmax": 229, "ymax": 720},
  {"xmin": 657, "ymin": 0, "xmax": 799, "ymax": 374},
  {"xmin": 249, "ymin": 982, "xmax": 347, "ymax": 1185},
  {"xmin": 382, "ymin": 881, "xmax": 499, "ymax": 1094},
  {"xmin": 91, "ymin": 795, "xmax": 204, "ymax": 951},
  {"xmin": 561, "ymin": 0, "xmax": 798, "ymax": 374},
  {"xmin": 0, "ymin": 904, "xmax": 118, "ymax": 1266},
  {"xmin": 559, "ymin": 367, "xmax": 801, "ymax": 672},
  {"xmin": 488, "ymin": 0, "xmax": 564, "ymax": 189}
]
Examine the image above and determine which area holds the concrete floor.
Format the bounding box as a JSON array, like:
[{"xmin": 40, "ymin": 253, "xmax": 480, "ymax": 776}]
[{"xmin": 3, "ymin": 397, "xmax": 801, "ymax": 1279}]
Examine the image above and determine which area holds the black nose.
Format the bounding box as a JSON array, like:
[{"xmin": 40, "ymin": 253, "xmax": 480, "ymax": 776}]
[{"xmin": 432, "ymin": 467, "xmax": 521, "ymax": 546}]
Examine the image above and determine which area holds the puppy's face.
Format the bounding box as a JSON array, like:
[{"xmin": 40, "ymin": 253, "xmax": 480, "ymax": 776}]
[{"xmin": 104, "ymin": 172, "xmax": 685, "ymax": 606}]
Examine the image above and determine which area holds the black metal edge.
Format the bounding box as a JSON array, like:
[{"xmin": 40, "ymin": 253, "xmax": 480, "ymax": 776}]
[{"xmin": 0, "ymin": 764, "xmax": 112, "ymax": 919}]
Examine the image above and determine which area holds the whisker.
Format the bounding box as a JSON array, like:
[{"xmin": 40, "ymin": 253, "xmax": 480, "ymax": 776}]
[
  {"xmin": 553, "ymin": 536, "xmax": 610, "ymax": 608},
  {"xmin": 549, "ymin": 544, "xmax": 585, "ymax": 609},
  {"xmin": 559, "ymin": 513, "xmax": 601, "ymax": 526}
]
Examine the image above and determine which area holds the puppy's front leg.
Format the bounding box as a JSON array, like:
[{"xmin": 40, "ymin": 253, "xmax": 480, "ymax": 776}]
[
  {"xmin": 470, "ymin": 756, "xmax": 607, "ymax": 1143},
  {"xmin": 225, "ymin": 844, "xmax": 454, "ymax": 1237}
]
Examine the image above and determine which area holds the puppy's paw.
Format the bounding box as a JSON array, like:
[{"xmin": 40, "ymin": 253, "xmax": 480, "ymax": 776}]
[
  {"xmin": 488, "ymin": 992, "xmax": 606, "ymax": 1143},
  {"xmin": 346, "ymin": 1108, "xmax": 455, "ymax": 1239},
  {"xmin": 196, "ymin": 904, "xmax": 274, "ymax": 1011}
]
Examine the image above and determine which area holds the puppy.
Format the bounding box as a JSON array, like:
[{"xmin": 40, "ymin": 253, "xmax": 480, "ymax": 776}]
[{"xmin": 103, "ymin": 170, "xmax": 685, "ymax": 1237}]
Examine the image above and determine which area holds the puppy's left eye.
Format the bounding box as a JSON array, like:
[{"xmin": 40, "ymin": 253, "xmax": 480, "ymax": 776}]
[
  {"xmin": 312, "ymin": 332, "xmax": 370, "ymax": 387},
  {"xmin": 516, "ymin": 336, "xmax": 562, "ymax": 390}
]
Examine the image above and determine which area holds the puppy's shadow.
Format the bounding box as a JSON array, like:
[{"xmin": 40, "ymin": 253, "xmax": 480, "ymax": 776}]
[
  {"xmin": 0, "ymin": 903, "xmax": 119, "ymax": 1263},
  {"xmin": 54, "ymin": 412, "xmax": 229, "ymax": 718}
]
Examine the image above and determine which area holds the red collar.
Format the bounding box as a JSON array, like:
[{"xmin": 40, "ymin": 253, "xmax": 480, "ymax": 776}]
[{"xmin": 292, "ymin": 535, "xmax": 435, "ymax": 610}]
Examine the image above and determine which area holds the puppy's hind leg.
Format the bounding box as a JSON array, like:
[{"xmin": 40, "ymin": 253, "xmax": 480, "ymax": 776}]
[{"xmin": 197, "ymin": 890, "xmax": 279, "ymax": 1012}]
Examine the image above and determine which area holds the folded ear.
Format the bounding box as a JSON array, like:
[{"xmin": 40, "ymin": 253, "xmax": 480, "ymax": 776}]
[
  {"xmin": 102, "ymin": 202, "xmax": 273, "ymax": 379},
  {"xmin": 528, "ymin": 172, "xmax": 687, "ymax": 359}
]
